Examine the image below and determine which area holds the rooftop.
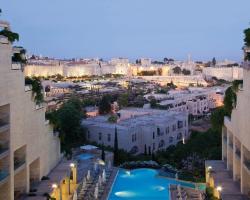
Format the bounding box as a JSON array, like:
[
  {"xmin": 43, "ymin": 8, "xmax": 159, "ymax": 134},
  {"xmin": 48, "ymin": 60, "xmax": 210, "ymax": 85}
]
[{"xmin": 82, "ymin": 108, "xmax": 186, "ymax": 129}]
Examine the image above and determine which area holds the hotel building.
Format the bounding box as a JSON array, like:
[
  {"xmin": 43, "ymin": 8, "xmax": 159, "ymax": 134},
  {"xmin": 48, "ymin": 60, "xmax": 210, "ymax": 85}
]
[
  {"xmin": 206, "ymin": 47, "xmax": 250, "ymax": 199},
  {"xmin": 0, "ymin": 21, "xmax": 61, "ymax": 199}
]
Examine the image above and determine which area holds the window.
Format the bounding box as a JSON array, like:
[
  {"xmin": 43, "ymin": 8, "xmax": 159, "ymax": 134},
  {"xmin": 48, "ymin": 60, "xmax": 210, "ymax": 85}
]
[
  {"xmin": 107, "ymin": 134, "xmax": 111, "ymax": 142},
  {"xmin": 157, "ymin": 127, "xmax": 160, "ymax": 136},
  {"xmin": 153, "ymin": 132, "xmax": 155, "ymax": 139},
  {"xmin": 178, "ymin": 121, "xmax": 183, "ymax": 129},
  {"xmin": 169, "ymin": 136, "xmax": 173, "ymax": 143},
  {"xmin": 132, "ymin": 134, "xmax": 136, "ymax": 142},
  {"xmin": 158, "ymin": 140, "xmax": 165, "ymax": 148},
  {"xmin": 98, "ymin": 132, "xmax": 102, "ymax": 141},
  {"xmin": 177, "ymin": 132, "xmax": 182, "ymax": 140},
  {"xmin": 166, "ymin": 127, "xmax": 169, "ymax": 134},
  {"xmin": 172, "ymin": 124, "xmax": 176, "ymax": 131},
  {"xmin": 153, "ymin": 143, "xmax": 155, "ymax": 150}
]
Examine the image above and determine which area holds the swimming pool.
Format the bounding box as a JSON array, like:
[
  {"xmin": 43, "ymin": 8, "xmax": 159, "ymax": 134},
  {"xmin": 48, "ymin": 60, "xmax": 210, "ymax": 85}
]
[
  {"xmin": 76, "ymin": 153, "xmax": 94, "ymax": 160},
  {"xmin": 108, "ymin": 168, "xmax": 196, "ymax": 200}
]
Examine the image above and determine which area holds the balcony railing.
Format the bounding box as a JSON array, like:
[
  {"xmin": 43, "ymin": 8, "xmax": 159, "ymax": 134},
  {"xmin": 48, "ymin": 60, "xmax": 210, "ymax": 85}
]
[
  {"xmin": 24, "ymin": 85, "xmax": 32, "ymax": 92},
  {"xmin": 0, "ymin": 170, "xmax": 9, "ymax": 182},
  {"xmin": 0, "ymin": 141, "xmax": 9, "ymax": 156},
  {"xmin": 0, "ymin": 115, "xmax": 9, "ymax": 132},
  {"xmin": 244, "ymin": 157, "xmax": 250, "ymax": 171},
  {"xmin": 11, "ymin": 63, "xmax": 22, "ymax": 70},
  {"xmin": 235, "ymin": 148, "xmax": 241, "ymax": 158},
  {"xmin": 229, "ymin": 141, "xmax": 233, "ymax": 149},
  {"xmin": 14, "ymin": 156, "xmax": 26, "ymax": 171}
]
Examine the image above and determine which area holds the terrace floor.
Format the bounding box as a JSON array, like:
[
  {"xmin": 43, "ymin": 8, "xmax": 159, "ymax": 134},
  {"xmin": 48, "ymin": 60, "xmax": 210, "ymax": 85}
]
[{"xmin": 205, "ymin": 160, "xmax": 249, "ymax": 200}]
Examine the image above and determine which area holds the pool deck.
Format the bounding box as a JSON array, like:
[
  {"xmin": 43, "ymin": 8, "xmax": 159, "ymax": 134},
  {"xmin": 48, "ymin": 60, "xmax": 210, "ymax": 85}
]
[
  {"xmin": 100, "ymin": 167, "xmax": 118, "ymax": 200},
  {"xmin": 170, "ymin": 184, "xmax": 205, "ymax": 200}
]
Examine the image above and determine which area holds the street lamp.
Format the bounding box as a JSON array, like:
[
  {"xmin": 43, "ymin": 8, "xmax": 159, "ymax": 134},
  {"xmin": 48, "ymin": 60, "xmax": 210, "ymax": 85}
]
[
  {"xmin": 52, "ymin": 183, "xmax": 58, "ymax": 189},
  {"xmin": 216, "ymin": 186, "xmax": 222, "ymax": 192}
]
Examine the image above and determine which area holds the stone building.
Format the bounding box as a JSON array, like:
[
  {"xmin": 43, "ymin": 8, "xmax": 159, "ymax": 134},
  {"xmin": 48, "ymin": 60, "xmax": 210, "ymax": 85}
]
[{"xmin": 0, "ymin": 21, "xmax": 61, "ymax": 199}]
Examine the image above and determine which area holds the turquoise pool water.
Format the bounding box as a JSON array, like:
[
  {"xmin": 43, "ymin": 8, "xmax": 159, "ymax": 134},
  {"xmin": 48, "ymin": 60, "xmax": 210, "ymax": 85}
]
[
  {"xmin": 76, "ymin": 153, "xmax": 94, "ymax": 160},
  {"xmin": 108, "ymin": 168, "xmax": 196, "ymax": 200}
]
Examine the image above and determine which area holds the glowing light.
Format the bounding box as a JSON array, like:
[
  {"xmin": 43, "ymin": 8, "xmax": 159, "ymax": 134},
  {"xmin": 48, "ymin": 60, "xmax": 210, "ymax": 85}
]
[
  {"xmin": 115, "ymin": 191, "xmax": 136, "ymax": 197},
  {"xmin": 154, "ymin": 186, "xmax": 165, "ymax": 191},
  {"xmin": 52, "ymin": 184, "xmax": 58, "ymax": 189},
  {"xmin": 70, "ymin": 163, "xmax": 75, "ymax": 168},
  {"xmin": 126, "ymin": 171, "xmax": 131, "ymax": 176},
  {"xmin": 208, "ymin": 166, "xmax": 212, "ymax": 170},
  {"xmin": 216, "ymin": 186, "xmax": 222, "ymax": 192}
]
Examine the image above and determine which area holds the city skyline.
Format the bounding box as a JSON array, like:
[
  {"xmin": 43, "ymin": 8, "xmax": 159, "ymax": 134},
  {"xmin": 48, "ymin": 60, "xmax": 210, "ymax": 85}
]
[{"xmin": 2, "ymin": 0, "xmax": 250, "ymax": 61}]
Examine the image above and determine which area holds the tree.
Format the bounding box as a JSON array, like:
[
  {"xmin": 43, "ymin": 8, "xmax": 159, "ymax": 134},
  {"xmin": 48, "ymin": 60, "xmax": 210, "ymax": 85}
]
[
  {"xmin": 118, "ymin": 93, "xmax": 129, "ymax": 108},
  {"xmin": 0, "ymin": 28, "xmax": 19, "ymax": 43},
  {"xmin": 172, "ymin": 66, "xmax": 182, "ymax": 74},
  {"xmin": 212, "ymin": 57, "xmax": 216, "ymax": 66},
  {"xmin": 244, "ymin": 27, "xmax": 250, "ymax": 46},
  {"xmin": 211, "ymin": 107, "xmax": 226, "ymax": 132},
  {"xmin": 150, "ymin": 97, "xmax": 157, "ymax": 108},
  {"xmin": 144, "ymin": 144, "xmax": 147, "ymax": 155},
  {"xmin": 47, "ymin": 97, "xmax": 86, "ymax": 157},
  {"xmin": 25, "ymin": 77, "xmax": 44, "ymax": 105},
  {"xmin": 101, "ymin": 144, "xmax": 105, "ymax": 161},
  {"xmin": 182, "ymin": 69, "xmax": 191, "ymax": 75},
  {"xmin": 98, "ymin": 95, "xmax": 112, "ymax": 114},
  {"xmin": 223, "ymin": 87, "xmax": 236, "ymax": 116},
  {"xmin": 113, "ymin": 127, "xmax": 119, "ymax": 166}
]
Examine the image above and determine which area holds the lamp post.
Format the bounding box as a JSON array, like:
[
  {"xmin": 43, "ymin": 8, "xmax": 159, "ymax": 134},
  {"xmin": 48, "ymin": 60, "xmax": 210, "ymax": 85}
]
[{"xmin": 216, "ymin": 185, "xmax": 222, "ymax": 199}]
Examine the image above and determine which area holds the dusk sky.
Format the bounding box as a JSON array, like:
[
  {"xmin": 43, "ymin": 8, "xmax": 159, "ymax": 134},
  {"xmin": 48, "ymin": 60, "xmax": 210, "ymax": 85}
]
[{"xmin": 2, "ymin": 0, "xmax": 250, "ymax": 61}]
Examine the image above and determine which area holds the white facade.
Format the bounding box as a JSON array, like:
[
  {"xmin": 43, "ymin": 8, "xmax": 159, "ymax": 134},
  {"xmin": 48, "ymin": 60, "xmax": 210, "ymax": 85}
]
[{"xmin": 82, "ymin": 109, "xmax": 189, "ymax": 154}]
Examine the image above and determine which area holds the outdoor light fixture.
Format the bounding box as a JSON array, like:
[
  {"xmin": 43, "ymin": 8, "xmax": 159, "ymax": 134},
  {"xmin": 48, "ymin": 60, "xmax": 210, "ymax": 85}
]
[
  {"xmin": 70, "ymin": 163, "xmax": 75, "ymax": 168},
  {"xmin": 208, "ymin": 166, "xmax": 212, "ymax": 170},
  {"xmin": 216, "ymin": 186, "xmax": 222, "ymax": 192},
  {"xmin": 52, "ymin": 184, "xmax": 58, "ymax": 189}
]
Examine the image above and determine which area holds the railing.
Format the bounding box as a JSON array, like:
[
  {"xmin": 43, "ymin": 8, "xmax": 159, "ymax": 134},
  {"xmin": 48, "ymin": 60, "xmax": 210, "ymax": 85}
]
[
  {"xmin": 229, "ymin": 141, "xmax": 233, "ymax": 149},
  {"xmin": 0, "ymin": 141, "xmax": 9, "ymax": 155},
  {"xmin": 0, "ymin": 170, "xmax": 9, "ymax": 182},
  {"xmin": 14, "ymin": 156, "xmax": 26, "ymax": 170},
  {"xmin": 11, "ymin": 63, "xmax": 22, "ymax": 70},
  {"xmin": 0, "ymin": 114, "xmax": 9, "ymax": 131},
  {"xmin": 35, "ymin": 104, "xmax": 44, "ymax": 110},
  {"xmin": 24, "ymin": 85, "xmax": 32, "ymax": 92},
  {"xmin": 244, "ymin": 157, "xmax": 250, "ymax": 171},
  {"xmin": 235, "ymin": 148, "xmax": 241, "ymax": 158},
  {"xmin": 0, "ymin": 35, "xmax": 8, "ymax": 44}
]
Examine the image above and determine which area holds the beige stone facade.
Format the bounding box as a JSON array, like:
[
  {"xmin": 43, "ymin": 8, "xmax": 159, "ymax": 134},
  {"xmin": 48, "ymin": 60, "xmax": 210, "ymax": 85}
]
[
  {"xmin": 0, "ymin": 22, "xmax": 61, "ymax": 199},
  {"xmin": 222, "ymin": 64, "xmax": 250, "ymax": 195}
]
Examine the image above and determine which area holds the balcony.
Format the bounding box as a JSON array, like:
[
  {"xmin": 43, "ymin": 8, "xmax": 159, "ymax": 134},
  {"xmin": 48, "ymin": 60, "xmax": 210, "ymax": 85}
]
[
  {"xmin": 0, "ymin": 141, "xmax": 9, "ymax": 159},
  {"xmin": 0, "ymin": 115, "xmax": 9, "ymax": 133},
  {"xmin": 11, "ymin": 63, "xmax": 22, "ymax": 70},
  {"xmin": 0, "ymin": 170, "xmax": 9, "ymax": 185},
  {"xmin": 24, "ymin": 85, "xmax": 32, "ymax": 92},
  {"xmin": 243, "ymin": 157, "xmax": 250, "ymax": 172},
  {"xmin": 229, "ymin": 141, "xmax": 233, "ymax": 149},
  {"xmin": 14, "ymin": 156, "xmax": 26, "ymax": 173},
  {"xmin": 235, "ymin": 148, "xmax": 241, "ymax": 159},
  {"xmin": 35, "ymin": 104, "xmax": 44, "ymax": 110}
]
